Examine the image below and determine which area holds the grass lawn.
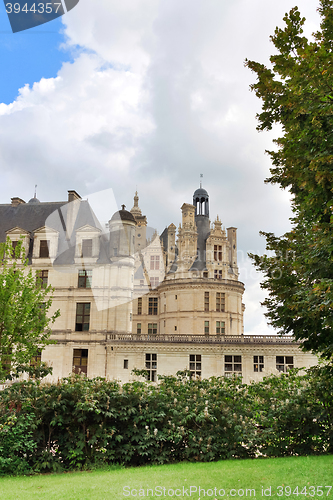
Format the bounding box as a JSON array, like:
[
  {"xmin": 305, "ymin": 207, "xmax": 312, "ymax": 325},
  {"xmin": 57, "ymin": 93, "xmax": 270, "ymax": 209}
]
[{"xmin": 0, "ymin": 455, "xmax": 332, "ymax": 500}]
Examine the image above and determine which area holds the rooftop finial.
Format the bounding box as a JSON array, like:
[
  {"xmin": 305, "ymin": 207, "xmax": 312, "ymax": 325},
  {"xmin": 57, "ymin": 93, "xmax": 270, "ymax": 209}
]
[
  {"xmin": 200, "ymin": 173, "xmax": 203, "ymax": 188},
  {"xmin": 34, "ymin": 184, "xmax": 37, "ymax": 199},
  {"xmin": 121, "ymin": 204, "xmax": 126, "ymax": 210}
]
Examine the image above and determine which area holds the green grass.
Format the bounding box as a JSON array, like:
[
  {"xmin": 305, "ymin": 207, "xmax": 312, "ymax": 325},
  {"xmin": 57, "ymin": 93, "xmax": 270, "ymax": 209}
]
[{"xmin": 0, "ymin": 456, "xmax": 332, "ymax": 500}]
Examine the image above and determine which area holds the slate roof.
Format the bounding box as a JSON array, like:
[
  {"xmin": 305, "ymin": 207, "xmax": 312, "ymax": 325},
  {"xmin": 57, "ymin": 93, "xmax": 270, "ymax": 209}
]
[
  {"xmin": 0, "ymin": 200, "xmax": 66, "ymax": 242},
  {"xmin": 0, "ymin": 197, "xmax": 104, "ymax": 264}
]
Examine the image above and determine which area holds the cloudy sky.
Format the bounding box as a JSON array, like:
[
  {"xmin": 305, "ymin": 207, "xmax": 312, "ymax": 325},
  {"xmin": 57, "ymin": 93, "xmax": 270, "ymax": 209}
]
[{"xmin": 0, "ymin": 0, "xmax": 321, "ymax": 334}]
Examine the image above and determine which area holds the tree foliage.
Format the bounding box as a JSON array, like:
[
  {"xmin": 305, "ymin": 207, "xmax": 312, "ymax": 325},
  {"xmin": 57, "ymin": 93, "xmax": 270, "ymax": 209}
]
[
  {"xmin": 245, "ymin": 0, "xmax": 333, "ymax": 358},
  {"xmin": 0, "ymin": 238, "xmax": 59, "ymax": 381}
]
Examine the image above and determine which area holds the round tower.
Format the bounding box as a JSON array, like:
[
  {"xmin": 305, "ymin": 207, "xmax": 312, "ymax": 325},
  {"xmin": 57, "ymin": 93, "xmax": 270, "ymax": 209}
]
[{"xmin": 107, "ymin": 205, "xmax": 136, "ymax": 334}]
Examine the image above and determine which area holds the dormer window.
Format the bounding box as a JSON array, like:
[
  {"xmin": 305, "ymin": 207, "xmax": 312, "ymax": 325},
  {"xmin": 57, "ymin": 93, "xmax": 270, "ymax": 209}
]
[
  {"xmin": 32, "ymin": 226, "xmax": 59, "ymax": 261},
  {"xmin": 6, "ymin": 227, "xmax": 30, "ymax": 259},
  {"xmin": 74, "ymin": 225, "xmax": 101, "ymax": 262}
]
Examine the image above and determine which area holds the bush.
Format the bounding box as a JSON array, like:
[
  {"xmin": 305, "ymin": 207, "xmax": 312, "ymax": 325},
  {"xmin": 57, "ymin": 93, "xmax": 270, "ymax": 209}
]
[{"xmin": 0, "ymin": 366, "xmax": 332, "ymax": 474}]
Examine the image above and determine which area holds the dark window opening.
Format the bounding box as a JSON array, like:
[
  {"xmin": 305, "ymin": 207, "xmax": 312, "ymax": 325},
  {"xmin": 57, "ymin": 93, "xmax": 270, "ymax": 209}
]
[
  {"xmin": 124, "ymin": 359, "xmax": 128, "ymax": 369},
  {"xmin": 148, "ymin": 297, "xmax": 158, "ymax": 315},
  {"xmin": 75, "ymin": 303, "xmax": 90, "ymax": 331},
  {"xmin": 148, "ymin": 323, "xmax": 157, "ymax": 335},
  {"xmin": 216, "ymin": 321, "xmax": 225, "ymax": 334},
  {"xmin": 36, "ymin": 270, "xmax": 48, "ymax": 288},
  {"xmin": 30, "ymin": 349, "xmax": 42, "ymax": 367},
  {"xmin": 225, "ymin": 355, "xmax": 242, "ymax": 375},
  {"xmin": 214, "ymin": 269, "xmax": 222, "ymax": 280},
  {"xmin": 137, "ymin": 297, "xmax": 142, "ymax": 315},
  {"xmin": 145, "ymin": 353, "xmax": 157, "ymax": 382},
  {"xmin": 204, "ymin": 291, "xmax": 209, "ymax": 312},
  {"xmin": 150, "ymin": 255, "xmax": 160, "ymax": 270},
  {"xmin": 254, "ymin": 355, "xmax": 264, "ymax": 372},
  {"xmin": 39, "ymin": 240, "xmax": 49, "ymax": 258},
  {"xmin": 11, "ymin": 240, "xmax": 19, "ymax": 258},
  {"xmin": 190, "ymin": 354, "xmax": 201, "ymax": 379},
  {"xmin": 276, "ymin": 356, "xmax": 294, "ymax": 372},
  {"xmin": 82, "ymin": 239, "xmax": 93, "ymax": 257},
  {"xmin": 216, "ymin": 292, "xmax": 225, "ymax": 312},
  {"xmin": 73, "ymin": 349, "xmax": 88, "ymax": 375},
  {"xmin": 214, "ymin": 245, "xmax": 222, "ymax": 261},
  {"xmin": 78, "ymin": 269, "xmax": 92, "ymax": 288}
]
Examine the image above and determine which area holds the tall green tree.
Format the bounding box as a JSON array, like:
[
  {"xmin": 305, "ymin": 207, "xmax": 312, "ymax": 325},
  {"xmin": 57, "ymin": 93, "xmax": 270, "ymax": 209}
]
[
  {"xmin": 245, "ymin": 0, "xmax": 333, "ymax": 359},
  {"xmin": 0, "ymin": 238, "xmax": 60, "ymax": 381}
]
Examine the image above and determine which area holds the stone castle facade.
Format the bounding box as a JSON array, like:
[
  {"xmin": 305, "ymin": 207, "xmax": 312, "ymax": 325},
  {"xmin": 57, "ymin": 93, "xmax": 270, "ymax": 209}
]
[{"xmin": 0, "ymin": 187, "xmax": 318, "ymax": 384}]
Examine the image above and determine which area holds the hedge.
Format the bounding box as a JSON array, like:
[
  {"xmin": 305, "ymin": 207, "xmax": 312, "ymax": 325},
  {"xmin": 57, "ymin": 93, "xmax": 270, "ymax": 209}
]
[{"xmin": 0, "ymin": 365, "xmax": 332, "ymax": 475}]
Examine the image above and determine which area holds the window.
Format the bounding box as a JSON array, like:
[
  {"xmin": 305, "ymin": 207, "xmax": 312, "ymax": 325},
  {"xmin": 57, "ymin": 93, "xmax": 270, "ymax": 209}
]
[
  {"xmin": 113, "ymin": 247, "xmax": 118, "ymax": 256},
  {"xmin": 276, "ymin": 356, "xmax": 294, "ymax": 372},
  {"xmin": 75, "ymin": 303, "xmax": 90, "ymax": 331},
  {"xmin": 175, "ymin": 295, "xmax": 177, "ymax": 300},
  {"xmin": 73, "ymin": 349, "xmax": 88, "ymax": 374},
  {"xmin": 81, "ymin": 239, "xmax": 92, "ymax": 257},
  {"xmin": 145, "ymin": 353, "xmax": 157, "ymax": 381},
  {"xmin": 204, "ymin": 291, "xmax": 209, "ymax": 312},
  {"xmin": 216, "ymin": 292, "xmax": 225, "ymax": 312},
  {"xmin": 214, "ymin": 269, "xmax": 222, "ymax": 279},
  {"xmin": 148, "ymin": 323, "xmax": 157, "ymax": 335},
  {"xmin": 150, "ymin": 255, "xmax": 160, "ymax": 270},
  {"xmin": 1, "ymin": 347, "xmax": 12, "ymax": 376},
  {"xmin": 140, "ymin": 279, "xmax": 144, "ymax": 286},
  {"xmin": 124, "ymin": 359, "xmax": 128, "ymax": 369},
  {"xmin": 30, "ymin": 350, "xmax": 42, "ymax": 367},
  {"xmin": 78, "ymin": 270, "xmax": 92, "ymax": 288},
  {"xmin": 254, "ymin": 356, "xmax": 264, "ymax": 372},
  {"xmin": 214, "ymin": 245, "xmax": 222, "ymax": 261},
  {"xmin": 203, "ymin": 271, "xmax": 208, "ymax": 278},
  {"xmin": 189, "ymin": 354, "xmax": 201, "ymax": 379},
  {"xmin": 225, "ymin": 355, "xmax": 242, "ymax": 374},
  {"xmin": 216, "ymin": 321, "xmax": 225, "ymax": 334},
  {"xmin": 204, "ymin": 321, "xmax": 209, "ymax": 334},
  {"xmin": 137, "ymin": 323, "xmax": 142, "ymax": 334},
  {"xmin": 148, "ymin": 297, "xmax": 158, "ymax": 315},
  {"xmin": 150, "ymin": 277, "xmax": 160, "ymax": 288},
  {"xmin": 36, "ymin": 270, "xmax": 48, "ymax": 288},
  {"xmin": 137, "ymin": 297, "xmax": 142, "ymax": 315},
  {"xmin": 39, "ymin": 240, "xmax": 49, "ymax": 258},
  {"xmin": 174, "ymin": 326, "xmax": 177, "ymax": 331},
  {"xmin": 11, "ymin": 240, "xmax": 18, "ymax": 258}
]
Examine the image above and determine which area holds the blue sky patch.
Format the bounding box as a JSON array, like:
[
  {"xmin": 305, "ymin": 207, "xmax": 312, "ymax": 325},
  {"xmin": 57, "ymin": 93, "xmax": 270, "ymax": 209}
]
[{"xmin": 0, "ymin": 2, "xmax": 72, "ymax": 104}]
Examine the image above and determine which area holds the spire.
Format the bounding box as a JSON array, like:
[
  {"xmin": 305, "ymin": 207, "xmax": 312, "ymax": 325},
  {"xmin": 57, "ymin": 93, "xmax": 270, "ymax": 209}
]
[
  {"xmin": 200, "ymin": 173, "xmax": 203, "ymax": 188},
  {"xmin": 130, "ymin": 191, "xmax": 142, "ymax": 215},
  {"xmin": 34, "ymin": 184, "xmax": 37, "ymax": 199}
]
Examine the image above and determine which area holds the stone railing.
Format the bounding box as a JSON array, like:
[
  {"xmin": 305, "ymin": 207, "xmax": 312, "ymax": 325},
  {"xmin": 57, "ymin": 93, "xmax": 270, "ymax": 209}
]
[{"xmin": 105, "ymin": 333, "xmax": 298, "ymax": 345}]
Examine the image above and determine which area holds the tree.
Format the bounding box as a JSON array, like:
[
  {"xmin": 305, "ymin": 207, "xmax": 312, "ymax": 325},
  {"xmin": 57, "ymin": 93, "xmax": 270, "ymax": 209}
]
[
  {"xmin": 245, "ymin": 0, "xmax": 333, "ymax": 359},
  {"xmin": 0, "ymin": 238, "xmax": 60, "ymax": 381}
]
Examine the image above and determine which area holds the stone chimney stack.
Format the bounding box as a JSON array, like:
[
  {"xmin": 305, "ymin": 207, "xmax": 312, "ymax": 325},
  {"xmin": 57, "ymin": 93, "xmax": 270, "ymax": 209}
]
[{"xmin": 11, "ymin": 197, "xmax": 26, "ymax": 207}]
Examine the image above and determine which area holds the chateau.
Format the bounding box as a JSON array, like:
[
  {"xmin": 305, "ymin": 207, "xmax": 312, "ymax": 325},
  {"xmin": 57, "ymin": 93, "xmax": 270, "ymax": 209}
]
[{"xmin": 0, "ymin": 186, "xmax": 318, "ymax": 383}]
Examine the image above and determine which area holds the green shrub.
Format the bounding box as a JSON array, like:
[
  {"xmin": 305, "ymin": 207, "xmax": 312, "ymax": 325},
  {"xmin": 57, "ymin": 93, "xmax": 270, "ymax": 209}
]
[{"xmin": 0, "ymin": 365, "xmax": 332, "ymax": 474}]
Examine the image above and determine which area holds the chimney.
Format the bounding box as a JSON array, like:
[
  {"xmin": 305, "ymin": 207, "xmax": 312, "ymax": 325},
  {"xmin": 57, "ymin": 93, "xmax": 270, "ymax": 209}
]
[
  {"xmin": 11, "ymin": 197, "xmax": 26, "ymax": 207},
  {"xmin": 68, "ymin": 190, "xmax": 81, "ymax": 202}
]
